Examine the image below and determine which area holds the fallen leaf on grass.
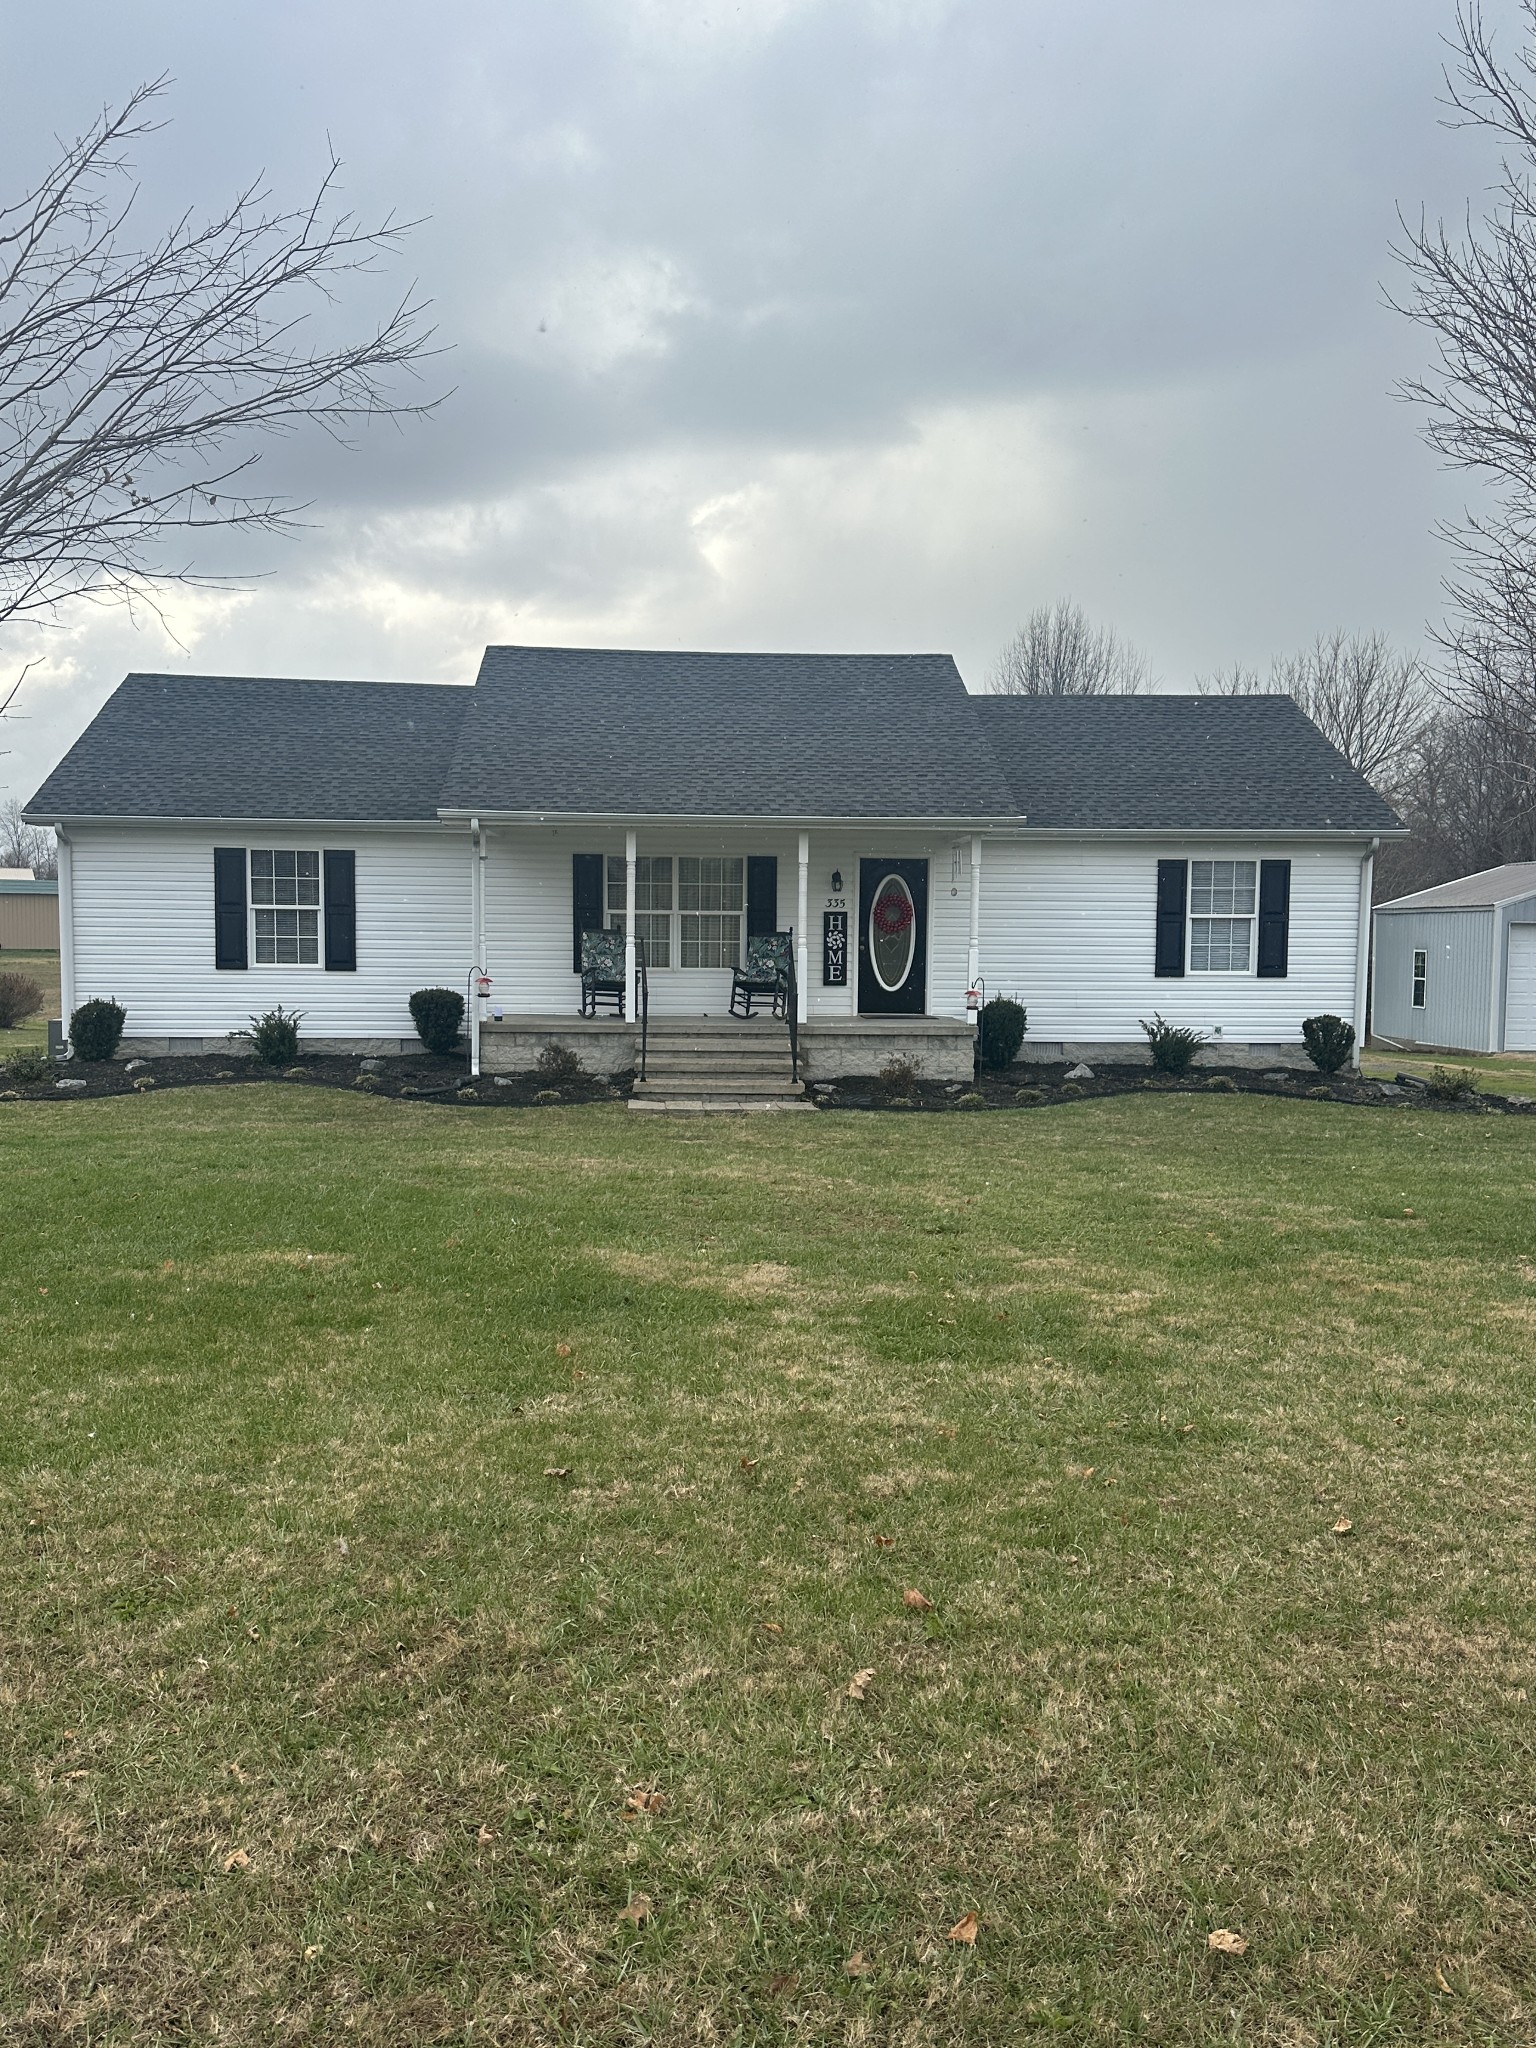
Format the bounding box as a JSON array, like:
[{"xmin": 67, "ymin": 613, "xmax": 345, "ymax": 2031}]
[
  {"xmin": 903, "ymin": 1588, "xmax": 934, "ymax": 1612},
  {"xmin": 555, "ymin": 1341, "xmax": 572, "ymax": 1357},
  {"xmin": 739, "ymin": 1456, "xmax": 759, "ymax": 1473},
  {"xmin": 544, "ymin": 1467, "xmax": 571, "ymax": 1480},
  {"xmin": 303, "ymin": 1944, "xmax": 323, "ymax": 1961},
  {"xmin": 873, "ymin": 1535, "xmax": 895, "ymax": 1548},
  {"xmin": 623, "ymin": 1788, "xmax": 667, "ymax": 1817},
  {"xmin": 766, "ymin": 1971, "xmax": 799, "ymax": 1998},
  {"xmin": 225, "ymin": 1763, "xmax": 248, "ymax": 1783},
  {"xmin": 1434, "ymin": 1965, "xmax": 1453, "ymax": 1994},
  {"xmin": 244, "ymin": 1626, "xmax": 260, "ymax": 1641},
  {"xmin": 1332, "ymin": 1517, "xmax": 1354, "ymax": 1536},
  {"xmin": 760, "ymin": 1621, "xmax": 783, "ymax": 1637},
  {"xmin": 844, "ymin": 1951, "xmax": 872, "ymax": 1978},
  {"xmin": 62, "ymin": 1768, "xmax": 88, "ymax": 1782},
  {"xmin": 847, "ymin": 1668, "xmax": 876, "ymax": 1701},
  {"xmin": 617, "ymin": 1893, "xmax": 652, "ymax": 1926},
  {"xmin": 222, "ymin": 1850, "xmax": 251, "ymax": 1873},
  {"xmin": 1068, "ymin": 1465, "xmax": 1096, "ymax": 1480},
  {"xmin": 947, "ymin": 1912, "xmax": 980, "ymax": 1945},
  {"xmin": 476, "ymin": 1824, "xmax": 496, "ymax": 1843},
  {"xmin": 1207, "ymin": 1929, "xmax": 1248, "ymax": 1956}
]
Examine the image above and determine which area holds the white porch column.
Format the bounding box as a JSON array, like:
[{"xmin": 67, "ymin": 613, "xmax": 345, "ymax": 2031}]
[
  {"xmin": 624, "ymin": 829, "xmax": 637, "ymax": 1019},
  {"xmin": 968, "ymin": 834, "xmax": 982, "ymax": 1004},
  {"xmin": 470, "ymin": 816, "xmax": 484, "ymax": 1075},
  {"xmin": 1353, "ymin": 836, "xmax": 1377, "ymax": 1069},
  {"xmin": 55, "ymin": 826, "xmax": 75, "ymax": 1047},
  {"xmin": 796, "ymin": 831, "xmax": 809, "ymax": 1024}
]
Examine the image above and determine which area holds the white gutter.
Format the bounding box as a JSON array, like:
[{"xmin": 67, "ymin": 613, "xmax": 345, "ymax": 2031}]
[
  {"xmin": 469, "ymin": 816, "xmax": 484, "ymax": 1076},
  {"xmin": 1353, "ymin": 836, "xmax": 1378, "ymax": 1067},
  {"xmin": 54, "ymin": 825, "xmax": 75, "ymax": 1052}
]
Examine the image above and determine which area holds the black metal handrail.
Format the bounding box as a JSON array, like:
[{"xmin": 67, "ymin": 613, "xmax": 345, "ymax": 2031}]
[
  {"xmin": 784, "ymin": 929, "xmax": 799, "ymax": 1083},
  {"xmin": 635, "ymin": 935, "xmax": 649, "ymax": 1081}
]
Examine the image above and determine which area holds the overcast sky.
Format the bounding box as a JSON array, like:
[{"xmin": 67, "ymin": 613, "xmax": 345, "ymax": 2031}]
[{"xmin": 0, "ymin": 0, "xmax": 1510, "ymax": 803}]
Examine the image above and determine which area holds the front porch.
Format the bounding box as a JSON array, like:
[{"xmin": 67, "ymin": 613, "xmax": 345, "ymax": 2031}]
[{"xmin": 479, "ymin": 1012, "xmax": 977, "ymax": 1083}]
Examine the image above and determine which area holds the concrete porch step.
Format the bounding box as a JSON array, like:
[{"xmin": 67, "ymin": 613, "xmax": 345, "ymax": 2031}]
[
  {"xmin": 633, "ymin": 1072, "xmax": 805, "ymax": 1097},
  {"xmin": 643, "ymin": 1049, "xmax": 795, "ymax": 1075},
  {"xmin": 629, "ymin": 1095, "xmax": 817, "ymax": 1115}
]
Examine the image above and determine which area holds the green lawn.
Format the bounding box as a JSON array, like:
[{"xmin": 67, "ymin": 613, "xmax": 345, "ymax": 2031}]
[
  {"xmin": 0, "ymin": 948, "xmax": 59, "ymax": 1052},
  {"xmin": 1362, "ymin": 1043, "xmax": 1536, "ymax": 1096},
  {"xmin": 3, "ymin": 1089, "xmax": 1535, "ymax": 2045}
]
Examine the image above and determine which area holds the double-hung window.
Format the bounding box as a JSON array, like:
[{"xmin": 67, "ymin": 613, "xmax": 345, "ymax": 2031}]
[
  {"xmin": 679, "ymin": 856, "xmax": 744, "ymax": 968},
  {"xmin": 603, "ymin": 854, "xmax": 744, "ymax": 969},
  {"xmin": 251, "ymin": 849, "xmax": 320, "ymax": 964},
  {"xmin": 607, "ymin": 855, "xmax": 674, "ymax": 968},
  {"xmin": 1412, "ymin": 949, "xmax": 1427, "ymax": 1009},
  {"xmin": 1189, "ymin": 859, "xmax": 1256, "ymax": 973}
]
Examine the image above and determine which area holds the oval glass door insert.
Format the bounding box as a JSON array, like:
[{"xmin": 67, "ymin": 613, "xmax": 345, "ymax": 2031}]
[{"xmin": 869, "ymin": 873, "xmax": 916, "ymax": 991}]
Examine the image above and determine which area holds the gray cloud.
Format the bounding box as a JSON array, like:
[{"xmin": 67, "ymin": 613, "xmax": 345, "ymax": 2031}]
[{"xmin": 1, "ymin": 0, "xmax": 1504, "ymax": 803}]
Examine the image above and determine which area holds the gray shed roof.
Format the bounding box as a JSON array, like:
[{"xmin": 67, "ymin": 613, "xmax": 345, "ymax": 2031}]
[
  {"xmin": 1377, "ymin": 861, "xmax": 1536, "ymax": 911},
  {"xmin": 25, "ymin": 673, "xmax": 470, "ymax": 821},
  {"xmin": 974, "ymin": 693, "xmax": 1403, "ymax": 833},
  {"xmin": 440, "ymin": 646, "xmax": 1018, "ymax": 818}
]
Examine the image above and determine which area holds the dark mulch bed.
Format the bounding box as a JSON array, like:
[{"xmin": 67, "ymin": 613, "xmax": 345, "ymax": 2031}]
[
  {"xmin": 0, "ymin": 1049, "xmax": 625, "ymax": 1107},
  {"xmin": 806, "ymin": 1061, "xmax": 1536, "ymax": 1116},
  {"xmin": 2, "ymin": 1052, "xmax": 1531, "ymax": 1116}
]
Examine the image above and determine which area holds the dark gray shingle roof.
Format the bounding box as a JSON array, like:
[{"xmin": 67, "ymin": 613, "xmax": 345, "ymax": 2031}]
[
  {"xmin": 973, "ymin": 693, "xmax": 1404, "ymax": 832},
  {"xmin": 25, "ymin": 673, "xmax": 470, "ymax": 821},
  {"xmin": 440, "ymin": 646, "xmax": 1019, "ymax": 817}
]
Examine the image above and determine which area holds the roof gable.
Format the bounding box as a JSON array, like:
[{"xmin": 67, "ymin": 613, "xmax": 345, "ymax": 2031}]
[
  {"xmin": 974, "ymin": 693, "xmax": 1403, "ymax": 834},
  {"xmin": 439, "ymin": 646, "xmax": 1019, "ymax": 818}
]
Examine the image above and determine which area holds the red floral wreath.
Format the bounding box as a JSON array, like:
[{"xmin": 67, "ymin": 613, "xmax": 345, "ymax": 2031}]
[{"xmin": 872, "ymin": 889, "xmax": 914, "ymax": 938}]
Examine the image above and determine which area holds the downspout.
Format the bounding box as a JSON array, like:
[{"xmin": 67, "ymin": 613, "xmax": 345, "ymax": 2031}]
[
  {"xmin": 1352, "ymin": 837, "xmax": 1378, "ymax": 1068},
  {"xmin": 968, "ymin": 834, "xmax": 982, "ymax": 1019},
  {"xmin": 54, "ymin": 825, "xmax": 75, "ymax": 1055}
]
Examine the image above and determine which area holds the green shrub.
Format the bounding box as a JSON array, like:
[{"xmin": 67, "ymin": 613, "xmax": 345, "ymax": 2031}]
[
  {"xmin": 1139, "ymin": 1013, "xmax": 1208, "ymax": 1076},
  {"xmin": 1426, "ymin": 1064, "xmax": 1478, "ymax": 1101},
  {"xmin": 1205, "ymin": 1074, "xmax": 1237, "ymax": 1093},
  {"xmin": 1059, "ymin": 1080, "xmax": 1082, "ymax": 1097},
  {"xmin": 5, "ymin": 1046, "xmax": 52, "ymax": 1085},
  {"xmin": 409, "ymin": 987, "xmax": 465, "ymax": 1055},
  {"xmin": 70, "ymin": 997, "xmax": 125, "ymax": 1062},
  {"xmin": 534, "ymin": 1088, "xmax": 562, "ymax": 1106},
  {"xmin": 1013, "ymin": 1085, "xmax": 1043, "ymax": 1106},
  {"xmin": 0, "ymin": 972, "xmax": 42, "ymax": 1030},
  {"xmin": 1301, "ymin": 1013, "xmax": 1356, "ymax": 1075},
  {"xmin": 978, "ymin": 997, "xmax": 1027, "ymax": 1072},
  {"xmin": 243, "ymin": 1006, "xmax": 302, "ymax": 1065},
  {"xmin": 954, "ymin": 1090, "xmax": 986, "ymax": 1110},
  {"xmin": 535, "ymin": 1043, "xmax": 586, "ymax": 1087}
]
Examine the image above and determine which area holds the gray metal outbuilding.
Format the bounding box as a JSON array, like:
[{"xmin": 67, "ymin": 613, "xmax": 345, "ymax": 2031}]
[{"xmin": 1373, "ymin": 863, "xmax": 1536, "ymax": 1053}]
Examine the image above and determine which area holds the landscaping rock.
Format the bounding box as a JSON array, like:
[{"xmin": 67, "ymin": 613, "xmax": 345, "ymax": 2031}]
[
  {"xmin": 1395, "ymin": 1073, "xmax": 1428, "ymax": 1090},
  {"xmin": 360, "ymin": 1057, "xmax": 384, "ymax": 1072},
  {"xmin": 1064, "ymin": 1062, "xmax": 1094, "ymax": 1081},
  {"xmin": 1507, "ymin": 1094, "xmax": 1533, "ymax": 1107},
  {"xmin": 56, "ymin": 1078, "xmax": 87, "ymax": 1091},
  {"xmin": 1262, "ymin": 1070, "xmax": 1291, "ymax": 1082},
  {"xmin": 1376, "ymin": 1082, "xmax": 1404, "ymax": 1097},
  {"xmin": 124, "ymin": 1058, "xmax": 149, "ymax": 1072},
  {"xmin": 494, "ymin": 1076, "xmax": 513, "ymax": 1087}
]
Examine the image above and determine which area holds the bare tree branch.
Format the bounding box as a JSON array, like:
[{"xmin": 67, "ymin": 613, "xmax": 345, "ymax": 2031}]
[
  {"xmin": 986, "ymin": 600, "xmax": 1150, "ymax": 696},
  {"xmin": 1198, "ymin": 632, "xmax": 1429, "ymax": 785},
  {"xmin": 0, "ymin": 77, "xmax": 445, "ymax": 663}
]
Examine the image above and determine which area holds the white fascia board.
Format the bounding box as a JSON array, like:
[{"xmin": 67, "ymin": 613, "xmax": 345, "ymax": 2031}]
[
  {"xmin": 436, "ymin": 809, "xmax": 1026, "ymax": 830},
  {"xmin": 32, "ymin": 813, "xmax": 454, "ymax": 831}
]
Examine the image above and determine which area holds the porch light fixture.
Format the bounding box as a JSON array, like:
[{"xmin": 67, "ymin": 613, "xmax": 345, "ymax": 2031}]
[{"xmin": 830, "ymin": 868, "xmax": 843, "ymax": 893}]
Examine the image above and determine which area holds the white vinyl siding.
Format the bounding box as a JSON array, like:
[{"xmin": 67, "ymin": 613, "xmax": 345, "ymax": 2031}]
[
  {"xmin": 979, "ymin": 839, "xmax": 1366, "ymax": 1043},
  {"xmin": 66, "ymin": 823, "xmax": 470, "ymax": 1038}
]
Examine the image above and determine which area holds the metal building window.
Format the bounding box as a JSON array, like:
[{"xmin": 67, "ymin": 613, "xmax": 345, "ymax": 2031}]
[{"xmin": 1412, "ymin": 948, "xmax": 1427, "ymax": 1010}]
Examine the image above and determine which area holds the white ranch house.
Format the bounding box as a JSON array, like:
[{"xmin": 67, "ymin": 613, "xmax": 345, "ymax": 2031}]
[{"xmin": 26, "ymin": 647, "xmax": 1402, "ymax": 1101}]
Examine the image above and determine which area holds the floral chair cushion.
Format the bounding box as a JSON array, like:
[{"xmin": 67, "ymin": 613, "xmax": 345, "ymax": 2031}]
[
  {"xmin": 739, "ymin": 933, "xmax": 792, "ymax": 984},
  {"xmin": 581, "ymin": 928, "xmax": 626, "ymax": 982}
]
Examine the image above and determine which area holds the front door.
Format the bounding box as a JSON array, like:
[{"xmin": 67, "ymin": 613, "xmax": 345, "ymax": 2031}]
[{"xmin": 858, "ymin": 858, "xmax": 928, "ymax": 1014}]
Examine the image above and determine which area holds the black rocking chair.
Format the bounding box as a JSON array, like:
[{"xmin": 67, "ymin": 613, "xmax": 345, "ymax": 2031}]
[
  {"xmin": 579, "ymin": 928, "xmax": 627, "ymax": 1017},
  {"xmin": 730, "ymin": 931, "xmax": 793, "ymax": 1019}
]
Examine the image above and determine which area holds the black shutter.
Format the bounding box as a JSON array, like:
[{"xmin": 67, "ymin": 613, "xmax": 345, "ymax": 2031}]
[
  {"xmin": 324, "ymin": 850, "xmax": 356, "ymax": 971},
  {"xmin": 1154, "ymin": 859, "xmax": 1187, "ymax": 978},
  {"xmin": 746, "ymin": 855, "xmax": 778, "ymax": 937},
  {"xmin": 214, "ymin": 847, "xmax": 248, "ymax": 970},
  {"xmin": 572, "ymin": 853, "xmax": 605, "ymax": 971},
  {"xmin": 1256, "ymin": 858, "xmax": 1291, "ymax": 978}
]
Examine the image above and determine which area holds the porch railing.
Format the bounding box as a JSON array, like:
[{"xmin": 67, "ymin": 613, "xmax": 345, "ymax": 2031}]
[
  {"xmin": 784, "ymin": 929, "xmax": 798, "ymax": 1083},
  {"xmin": 635, "ymin": 935, "xmax": 649, "ymax": 1081}
]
